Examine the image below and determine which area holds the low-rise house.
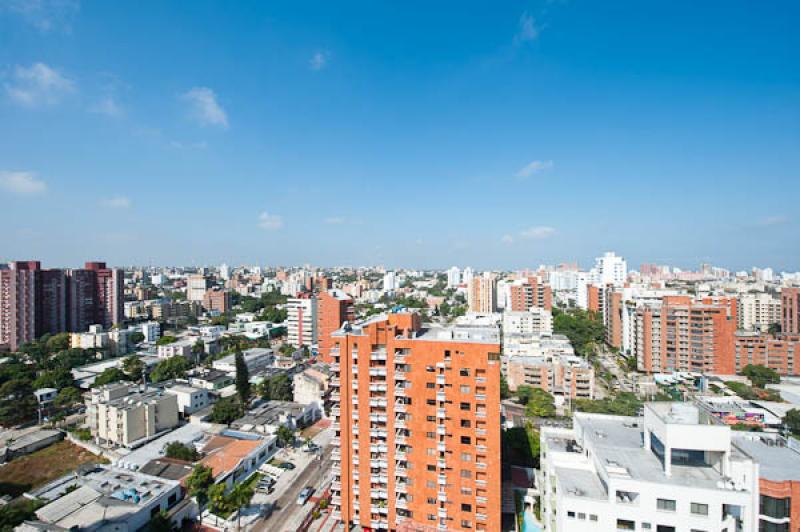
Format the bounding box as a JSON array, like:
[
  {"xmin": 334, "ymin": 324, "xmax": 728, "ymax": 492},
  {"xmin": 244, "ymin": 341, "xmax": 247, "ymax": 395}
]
[
  {"xmin": 157, "ymin": 339, "xmax": 194, "ymax": 359},
  {"xmin": 189, "ymin": 369, "xmax": 234, "ymax": 391},
  {"xmin": 212, "ymin": 347, "xmax": 274, "ymax": 375},
  {"xmin": 33, "ymin": 388, "xmax": 57, "ymax": 404},
  {"xmin": 164, "ymin": 384, "xmax": 212, "ymax": 416},
  {"xmin": 0, "ymin": 427, "xmax": 62, "ymax": 463},
  {"xmin": 22, "ymin": 464, "xmax": 182, "ymax": 532},
  {"xmin": 198, "ymin": 433, "xmax": 277, "ymax": 490},
  {"xmin": 293, "ymin": 365, "xmax": 331, "ymax": 410},
  {"xmin": 230, "ymin": 400, "xmax": 321, "ymax": 436}
]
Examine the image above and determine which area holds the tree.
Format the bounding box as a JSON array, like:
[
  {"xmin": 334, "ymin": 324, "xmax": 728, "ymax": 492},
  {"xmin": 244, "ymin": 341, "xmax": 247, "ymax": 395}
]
[
  {"xmin": 500, "ymin": 374, "xmax": 511, "ymax": 400},
  {"xmin": 122, "ymin": 356, "xmax": 145, "ymax": 380},
  {"xmin": 276, "ymin": 425, "xmax": 295, "ymax": 447},
  {"xmin": 502, "ymin": 423, "xmax": 541, "ymax": 468},
  {"xmin": 193, "ymin": 340, "xmax": 205, "ymax": 359},
  {"xmin": 575, "ymin": 392, "xmax": 643, "ymax": 417},
  {"xmin": 230, "ymin": 480, "xmax": 255, "ymax": 529},
  {"xmin": 261, "ymin": 374, "xmax": 293, "ymax": 401},
  {"xmin": 0, "ymin": 379, "xmax": 36, "ymax": 427},
  {"xmin": 156, "ymin": 335, "xmax": 178, "ymax": 346},
  {"xmin": 209, "ymin": 397, "xmax": 244, "ymax": 425},
  {"xmin": 208, "ymin": 482, "xmax": 228, "ymax": 516},
  {"xmin": 515, "ymin": 387, "xmax": 555, "ymax": 418},
  {"xmin": 552, "ymin": 307, "xmax": 606, "ymax": 358},
  {"xmin": 33, "ymin": 367, "xmax": 75, "ymax": 389},
  {"xmin": 147, "ymin": 510, "xmax": 175, "ymax": 532},
  {"xmin": 235, "ymin": 348, "xmax": 251, "ymax": 404},
  {"xmin": 93, "ymin": 367, "xmax": 128, "ymax": 387},
  {"xmin": 741, "ymin": 364, "xmax": 780, "ymax": 389},
  {"xmin": 45, "ymin": 333, "xmax": 70, "ymax": 353},
  {"xmin": 150, "ymin": 356, "xmax": 189, "ymax": 382},
  {"xmin": 165, "ymin": 441, "xmax": 200, "ymax": 462},
  {"xmin": 768, "ymin": 322, "xmax": 782, "ymax": 336},
  {"xmin": 784, "ymin": 409, "xmax": 800, "ymax": 436},
  {"xmin": 129, "ymin": 332, "xmax": 146, "ymax": 345},
  {"xmin": 54, "ymin": 386, "xmax": 82, "ymax": 409},
  {"xmin": 186, "ymin": 465, "xmax": 214, "ymax": 514}
]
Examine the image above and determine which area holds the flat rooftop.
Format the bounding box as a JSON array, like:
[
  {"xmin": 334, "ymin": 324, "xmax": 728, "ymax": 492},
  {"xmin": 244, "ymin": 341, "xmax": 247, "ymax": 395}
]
[{"xmin": 733, "ymin": 433, "xmax": 800, "ymax": 482}]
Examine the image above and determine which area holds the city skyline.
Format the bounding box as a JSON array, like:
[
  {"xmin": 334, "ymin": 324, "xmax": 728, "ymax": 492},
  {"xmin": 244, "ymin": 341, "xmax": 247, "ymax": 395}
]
[{"xmin": 1, "ymin": 1, "xmax": 798, "ymax": 269}]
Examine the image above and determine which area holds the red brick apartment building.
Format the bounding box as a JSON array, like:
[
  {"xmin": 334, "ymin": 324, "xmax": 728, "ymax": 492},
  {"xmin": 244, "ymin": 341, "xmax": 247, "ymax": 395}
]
[
  {"xmin": 329, "ymin": 312, "xmax": 501, "ymax": 532},
  {"xmin": 735, "ymin": 333, "xmax": 800, "ymax": 375},
  {"xmin": 635, "ymin": 296, "xmax": 737, "ymax": 374},
  {"xmin": 509, "ymin": 276, "xmax": 552, "ymax": 311},
  {"xmin": 783, "ymin": 287, "xmax": 800, "ymax": 335},
  {"xmin": 317, "ymin": 289, "xmax": 354, "ymax": 363}
]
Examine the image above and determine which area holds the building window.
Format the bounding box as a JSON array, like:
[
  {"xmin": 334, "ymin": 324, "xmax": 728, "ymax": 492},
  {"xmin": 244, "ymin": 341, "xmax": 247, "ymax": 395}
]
[
  {"xmin": 460, "ymin": 402, "xmax": 471, "ymax": 411},
  {"xmin": 426, "ymin": 432, "xmax": 435, "ymax": 438},
  {"xmin": 461, "ymin": 503, "xmax": 472, "ymax": 512},
  {"xmin": 460, "ymin": 520, "xmax": 472, "ymax": 529},
  {"xmin": 567, "ymin": 511, "xmax": 575, "ymax": 519},
  {"xmin": 656, "ymin": 527, "xmax": 675, "ymax": 532},
  {"xmin": 427, "ymin": 399, "xmax": 436, "ymax": 405},
  {"xmin": 427, "ymin": 464, "xmax": 436, "ymax": 471},
  {"xmin": 617, "ymin": 519, "xmax": 635, "ymax": 531},
  {"xmin": 460, "ymin": 369, "xmax": 471, "ymax": 376},
  {"xmin": 426, "ymin": 382, "xmax": 435, "ymax": 388},
  {"xmin": 427, "ymin": 497, "xmax": 436, "ymax": 504},
  {"xmin": 657, "ymin": 498, "xmax": 676, "ymax": 512},
  {"xmin": 427, "ymin": 448, "xmax": 436, "ymax": 456},
  {"xmin": 460, "ymin": 469, "xmax": 471, "ymax": 479},
  {"xmin": 461, "ymin": 453, "xmax": 472, "ymax": 461},
  {"xmin": 461, "ymin": 419, "xmax": 471, "ymax": 428},
  {"xmin": 760, "ymin": 495, "xmax": 791, "ymax": 520},
  {"xmin": 461, "ymin": 436, "xmax": 471, "ymax": 444},
  {"xmin": 690, "ymin": 502, "xmax": 708, "ymax": 516},
  {"xmin": 460, "ymin": 385, "xmax": 471, "ymax": 393}
]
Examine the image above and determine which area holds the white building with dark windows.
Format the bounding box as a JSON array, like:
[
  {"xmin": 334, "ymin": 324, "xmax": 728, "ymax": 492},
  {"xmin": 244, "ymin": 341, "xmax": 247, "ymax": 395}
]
[{"xmin": 539, "ymin": 402, "xmax": 758, "ymax": 532}]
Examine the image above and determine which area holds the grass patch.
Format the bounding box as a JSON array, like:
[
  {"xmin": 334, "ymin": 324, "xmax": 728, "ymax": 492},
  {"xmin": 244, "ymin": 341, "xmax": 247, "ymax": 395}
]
[{"xmin": 0, "ymin": 441, "xmax": 108, "ymax": 498}]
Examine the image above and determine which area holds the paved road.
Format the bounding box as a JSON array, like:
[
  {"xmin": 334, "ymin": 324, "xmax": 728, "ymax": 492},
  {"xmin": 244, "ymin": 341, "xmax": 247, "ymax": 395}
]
[{"xmin": 253, "ymin": 444, "xmax": 332, "ymax": 532}]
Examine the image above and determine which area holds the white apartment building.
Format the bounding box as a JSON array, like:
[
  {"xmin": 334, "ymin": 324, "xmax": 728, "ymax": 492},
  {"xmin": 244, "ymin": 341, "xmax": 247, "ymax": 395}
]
[
  {"xmin": 157, "ymin": 338, "xmax": 193, "ymax": 359},
  {"xmin": 164, "ymin": 383, "xmax": 211, "ymax": 415},
  {"xmin": 186, "ymin": 274, "xmax": 209, "ymax": 302},
  {"xmin": 70, "ymin": 325, "xmax": 130, "ymax": 356},
  {"xmin": 502, "ymin": 308, "xmax": 553, "ymax": 336},
  {"xmin": 141, "ymin": 321, "xmax": 161, "ymax": 342},
  {"xmin": 447, "ymin": 266, "xmax": 461, "ymax": 288},
  {"xmin": 212, "ymin": 347, "xmax": 274, "ymax": 375},
  {"xmin": 539, "ymin": 402, "xmax": 758, "ymax": 532},
  {"xmin": 85, "ymin": 384, "xmax": 180, "ymax": 448},
  {"xmin": 286, "ymin": 296, "xmax": 317, "ymax": 347},
  {"xmin": 293, "ymin": 366, "xmax": 330, "ymax": 412},
  {"xmin": 737, "ymin": 292, "xmax": 781, "ymax": 332},
  {"xmin": 382, "ymin": 271, "xmax": 397, "ymax": 292},
  {"xmin": 595, "ymin": 251, "xmax": 627, "ymax": 286}
]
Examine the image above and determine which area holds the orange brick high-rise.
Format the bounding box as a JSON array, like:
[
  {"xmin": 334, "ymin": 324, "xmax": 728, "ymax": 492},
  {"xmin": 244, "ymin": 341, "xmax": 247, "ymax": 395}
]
[
  {"xmin": 317, "ymin": 289, "xmax": 355, "ymax": 363},
  {"xmin": 329, "ymin": 311, "xmax": 501, "ymax": 532}
]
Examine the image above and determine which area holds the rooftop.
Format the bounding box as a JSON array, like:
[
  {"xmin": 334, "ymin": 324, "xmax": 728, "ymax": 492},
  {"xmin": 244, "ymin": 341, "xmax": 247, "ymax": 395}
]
[{"xmin": 732, "ymin": 433, "xmax": 800, "ymax": 482}]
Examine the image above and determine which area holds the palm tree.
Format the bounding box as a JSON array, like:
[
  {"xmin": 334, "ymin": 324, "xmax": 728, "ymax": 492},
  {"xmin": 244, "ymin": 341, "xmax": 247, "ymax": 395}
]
[{"xmin": 231, "ymin": 482, "xmax": 255, "ymax": 530}]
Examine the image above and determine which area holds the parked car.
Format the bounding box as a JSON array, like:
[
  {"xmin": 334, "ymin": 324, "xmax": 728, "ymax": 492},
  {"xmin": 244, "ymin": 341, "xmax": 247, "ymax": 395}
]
[
  {"xmin": 260, "ymin": 502, "xmax": 274, "ymax": 519},
  {"xmin": 296, "ymin": 486, "xmax": 314, "ymax": 505},
  {"xmin": 278, "ymin": 462, "xmax": 296, "ymax": 470}
]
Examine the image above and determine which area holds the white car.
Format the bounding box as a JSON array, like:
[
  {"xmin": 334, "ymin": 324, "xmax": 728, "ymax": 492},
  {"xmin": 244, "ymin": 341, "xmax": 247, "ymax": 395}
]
[{"xmin": 296, "ymin": 486, "xmax": 314, "ymax": 505}]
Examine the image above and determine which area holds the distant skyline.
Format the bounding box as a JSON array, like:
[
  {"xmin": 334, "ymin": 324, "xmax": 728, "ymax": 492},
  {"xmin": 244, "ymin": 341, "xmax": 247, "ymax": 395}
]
[{"xmin": 1, "ymin": 1, "xmax": 798, "ymax": 270}]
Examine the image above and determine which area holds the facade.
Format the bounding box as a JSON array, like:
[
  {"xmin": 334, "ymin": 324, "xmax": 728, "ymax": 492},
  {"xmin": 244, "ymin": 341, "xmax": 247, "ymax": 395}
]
[
  {"xmin": 502, "ymin": 309, "xmax": 553, "ymax": 336},
  {"xmin": 156, "ymin": 339, "xmax": 193, "ymax": 359},
  {"xmin": 783, "ymin": 287, "xmax": 800, "ymax": 335},
  {"xmin": 447, "ymin": 267, "xmax": 461, "ymax": 288},
  {"xmin": 287, "ymin": 294, "xmax": 318, "ymax": 347},
  {"xmin": 329, "ymin": 312, "xmax": 502, "ymax": 532},
  {"xmin": 735, "ymin": 333, "xmax": 800, "ymax": 376},
  {"xmin": 467, "ymin": 272, "xmax": 497, "ymax": 313},
  {"xmin": 212, "ymin": 347, "xmax": 274, "ymax": 375},
  {"xmin": 595, "ymin": 251, "xmax": 627, "ymax": 286},
  {"xmin": 634, "ymin": 296, "xmax": 738, "ymax": 374},
  {"xmin": 539, "ymin": 403, "xmax": 759, "ymax": 532},
  {"xmin": 164, "ymin": 384, "xmax": 211, "ymax": 415},
  {"xmin": 0, "ymin": 262, "xmax": 37, "ymax": 351},
  {"xmin": 85, "ymin": 384, "xmax": 180, "ymax": 447},
  {"xmin": 186, "ymin": 274, "xmax": 210, "ymax": 302},
  {"xmin": 508, "ymin": 276, "xmax": 553, "ymax": 312},
  {"xmin": 202, "ymin": 287, "xmax": 231, "ymax": 314},
  {"xmin": 737, "ymin": 292, "xmax": 781, "ymax": 332},
  {"xmin": 502, "ymin": 354, "xmax": 594, "ymax": 400},
  {"xmin": 317, "ymin": 289, "xmax": 355, "ymax": 362}
]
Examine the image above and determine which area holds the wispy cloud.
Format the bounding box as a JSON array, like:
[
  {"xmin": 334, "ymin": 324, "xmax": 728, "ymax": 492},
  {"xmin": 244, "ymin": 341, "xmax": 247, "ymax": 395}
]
[
  {"xmin": 258, "ymin": 211, "xmax": 283, "ymax": 230},
  {"xmin": 100, "ymin": 195, "xmax": 131, "ymax": 209},
  {"xmin": 755, "ymin": 215, "xmax": 789, "ymax": 227},
  {"xmin": 515, "ymin": 12, "xmax": 540, "ymax": 43},
  {"xmin": 4, "ymin": 62, "xmax": 75, "ymax": 107},
  {"xmin": 515, "ymin": 159, "xmax": 553, "ymax": 179},
  {"xmin": 89, "ymin": 95, "xmax": 123, "ymax": 117},
  {"xmin": 520, "ymin": 226, "xmax": 556, "ymax": 239},
  {"xmin": 310, "ymin": 51, "xmax": 330, "ymax": 71},
  {"xmin": 324, "ymin": 216, "xmax": 346, "ymax": 225},
  {"xmin": 182, "ymin": 87, "xmax": 228, "ymax": 129},
  {"xmin": 1, "ymin": 0, "xmax": 80, "ymax": 33},
  {"xmin": 501, "ymin": 234, "xmax": 514, "ymax": 244},
  {"xmin": 169, "ymin": 140, "xmax": 208, "ymax": 150},
  {"xmin": 0, "ymin": 171, "xmax": 47, "ymax": 195}
]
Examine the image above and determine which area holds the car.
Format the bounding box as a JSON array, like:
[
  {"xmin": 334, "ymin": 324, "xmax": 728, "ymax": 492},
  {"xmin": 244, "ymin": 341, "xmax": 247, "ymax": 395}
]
[
  {"xmin": 296, "ymin": 486, "xmax": 314, "ymax": 505},
  {"xmin": 278, "ymin": 462, "xmax": 296, "ymax": 470},
  {"xmin": 259, "ymin": 502, "xmax": 275, "ymax": 518}
]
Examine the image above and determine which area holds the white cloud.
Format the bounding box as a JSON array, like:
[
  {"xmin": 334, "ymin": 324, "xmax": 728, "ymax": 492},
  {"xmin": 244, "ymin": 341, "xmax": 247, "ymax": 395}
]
[
  {"xmin": 1, "ymin": 0, "xmax": 80, "ymax": 33},
  {"xmin": 310, "ymin": 51, "xmax": 330, "ymax": 71},
  {"xmin": 4, "ymin": 62, "xmax": 75, "ymax": 107},
  {"xmin": 258, "ymin": 211, "xmax": 283, "ymax": 230},
  {"xmin": 756, "ymin": 215, "xmax": 789, "ymax": 227},
  {"xmin": 89, "ymin": 95, "xmax": 123, "ymax": 117},
  {"xmin": 515, "ymin": 12, "xmax": 540, "ymax": 43},
  {"xmin": 501, "ymin": 234, "xmax": 514, "ymax": 244},
  {"xmin": 324, "ymin": 216, "xmax": 346, "ymax": 225},
  {"xmin": 182, "ymin": 87, "xmax": 228, "ymax": 128},
  {"xmin": 100, "ymin": 195, "xmax": 131, "ymax": 209},
  {"xmin": 520, "ymin": 226, "xmax": 556, "ymax": 239},
  {"xmin": 515, "ymin": 159, "xmax": 553, "ymax": 179},
  {"xmin": 0, "ymin": 171, "xmax": 47, "ymax": 195}
]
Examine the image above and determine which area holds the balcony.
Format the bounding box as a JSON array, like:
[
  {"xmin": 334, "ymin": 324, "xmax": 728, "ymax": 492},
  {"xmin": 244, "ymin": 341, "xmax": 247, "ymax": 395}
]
[
  {"xmin": 436, "ymin": 392, "xmax": 447, "ymax": 402},
  {"xmin": 394, "ymin": 387, "xmax": 406, "ymax": 397},
  {"xmin": 394, "ymin": 371, "xmax": 407, "ymax": 380},
  {"xmin": 394, "ymin": 403, "xmax": 407, "ymax": 413},
  {"xmin": 436, "ymin": 375, "xmax": 446, "ymax": 385},
  {"xmin": 370, "ymin": 351, "xmax": 387, "ymax": 361},
  {"xmin": 436, "ymin": 408, "xmax": 446, "ymax": 418}
]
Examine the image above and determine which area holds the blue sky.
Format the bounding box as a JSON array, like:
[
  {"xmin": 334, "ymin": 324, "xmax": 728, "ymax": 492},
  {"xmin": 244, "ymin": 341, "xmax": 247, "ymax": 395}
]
[{"xmin": 0, "ymin": 1, "xmax": 798, "ymax": 271}]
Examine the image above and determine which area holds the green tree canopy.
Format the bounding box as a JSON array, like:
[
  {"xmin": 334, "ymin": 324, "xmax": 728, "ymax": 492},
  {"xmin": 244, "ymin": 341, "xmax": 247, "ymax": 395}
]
[
  {"xmin": 552, "ymin": 307, "xmax": 605, "ymax": 358},
  {"xmin": 150, "ymin": 356, "xmax": 189, "ymax": 382},
  {"xmin": 186, "ymin": 465, "xmax": 214, "ymax": 510},
  {"xmin": 209, "ymin": 397, "xmax": 244, "ymax": 425},
  {"xmin": 93, "ymin": 367, "xmax": 129, "ymax": 387},
  {"xmin": 164, "ymin": 441, "xmax": 200, "ymax": 462},
  {"xmin": 741, "ymin": 364, "xmax": 781, "ymax": 389},
  {"xmin": 235, "ymin": 348, "xmax": 251, "ymax": 404},
  {"xmin": 260, "ymin": 373, "xmax": 293, "ymax": 401}
]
